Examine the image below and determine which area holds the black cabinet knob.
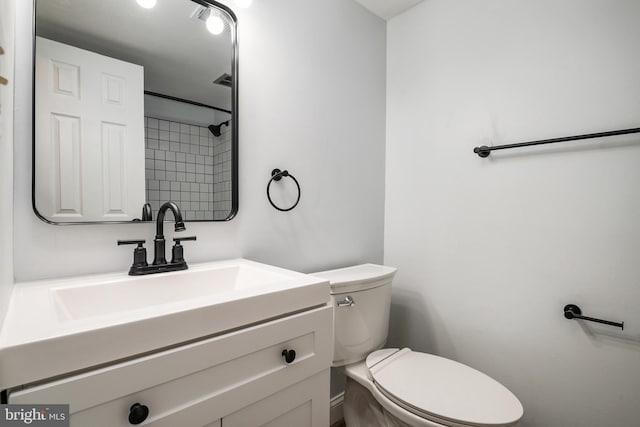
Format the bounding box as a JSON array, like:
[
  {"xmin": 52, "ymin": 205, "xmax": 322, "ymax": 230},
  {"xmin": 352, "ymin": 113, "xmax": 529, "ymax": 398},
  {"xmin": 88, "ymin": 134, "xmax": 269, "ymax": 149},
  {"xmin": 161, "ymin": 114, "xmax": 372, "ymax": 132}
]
[
  {"xmin": 282, "ymin": 349, "xmax": 296, "ymax": 364},
  {"xmin": 128, "ymin": 403, "xmax": 149, "ymax": 425}
]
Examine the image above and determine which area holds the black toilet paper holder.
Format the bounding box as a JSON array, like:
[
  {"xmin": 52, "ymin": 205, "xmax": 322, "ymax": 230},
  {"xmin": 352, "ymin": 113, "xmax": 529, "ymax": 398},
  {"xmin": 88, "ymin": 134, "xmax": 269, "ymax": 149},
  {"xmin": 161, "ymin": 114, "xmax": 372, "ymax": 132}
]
[{"xmin": 563, "ymin": 304, "xmax": 624, "ymax": 330}]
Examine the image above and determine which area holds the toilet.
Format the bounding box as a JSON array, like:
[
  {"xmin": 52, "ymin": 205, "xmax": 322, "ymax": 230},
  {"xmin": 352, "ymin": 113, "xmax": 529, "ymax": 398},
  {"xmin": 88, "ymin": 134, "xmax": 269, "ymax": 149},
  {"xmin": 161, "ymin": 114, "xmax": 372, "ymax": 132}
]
[{"xmin": 312, "ymin": 264, "xmax": 523, "ymax": 427}]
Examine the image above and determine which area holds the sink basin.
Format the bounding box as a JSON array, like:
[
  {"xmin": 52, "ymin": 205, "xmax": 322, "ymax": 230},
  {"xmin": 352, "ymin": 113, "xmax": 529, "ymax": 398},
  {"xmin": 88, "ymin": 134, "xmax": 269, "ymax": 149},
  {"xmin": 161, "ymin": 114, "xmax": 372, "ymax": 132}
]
[
  {"xmin": 0, "ymin": 259, "xmax": 329, "ymax": 390},
  {"xmin": 52, "ymin": 263, "xmax": 293, "ymax": 320}
]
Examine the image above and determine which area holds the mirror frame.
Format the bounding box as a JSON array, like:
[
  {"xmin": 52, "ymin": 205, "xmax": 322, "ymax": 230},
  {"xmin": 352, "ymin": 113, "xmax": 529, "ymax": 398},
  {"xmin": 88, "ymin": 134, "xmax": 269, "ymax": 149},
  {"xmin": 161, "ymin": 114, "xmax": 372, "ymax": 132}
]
[{"xmin": 31, "ymin": 0, "xmax": 239, "ymax": 225}]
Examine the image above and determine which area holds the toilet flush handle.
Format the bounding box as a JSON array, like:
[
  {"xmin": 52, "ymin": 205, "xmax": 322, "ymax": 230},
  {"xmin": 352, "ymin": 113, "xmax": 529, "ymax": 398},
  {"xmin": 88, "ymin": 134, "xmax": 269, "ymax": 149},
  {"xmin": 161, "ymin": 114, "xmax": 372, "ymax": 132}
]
[{"xmin": 337, "ymin": 295, "xmax": 355, "ymax": 307}]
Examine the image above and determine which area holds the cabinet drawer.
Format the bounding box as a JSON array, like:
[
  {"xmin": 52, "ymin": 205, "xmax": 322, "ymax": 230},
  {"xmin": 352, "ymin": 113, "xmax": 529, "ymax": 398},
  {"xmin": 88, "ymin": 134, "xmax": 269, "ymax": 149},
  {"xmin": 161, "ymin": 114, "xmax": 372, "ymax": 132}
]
[{"xmin": 9, "ymin": 306, "xmax": 332, "ymax": 427}]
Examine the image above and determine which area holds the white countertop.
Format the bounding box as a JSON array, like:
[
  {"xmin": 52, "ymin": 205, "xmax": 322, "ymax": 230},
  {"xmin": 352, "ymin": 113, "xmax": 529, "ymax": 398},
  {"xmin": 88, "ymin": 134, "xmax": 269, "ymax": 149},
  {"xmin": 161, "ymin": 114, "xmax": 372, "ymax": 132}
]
[{"xmin": 0, "ymin": 259, "xmax": 329, "ymax": 390}]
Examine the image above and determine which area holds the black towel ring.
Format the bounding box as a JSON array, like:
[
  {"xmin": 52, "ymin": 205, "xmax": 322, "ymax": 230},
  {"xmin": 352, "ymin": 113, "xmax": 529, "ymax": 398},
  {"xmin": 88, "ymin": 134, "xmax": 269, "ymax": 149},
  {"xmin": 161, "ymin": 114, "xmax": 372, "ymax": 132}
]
[{"xmin": 267, "ymin": 169, "xmax": 301, "ymax": 212}]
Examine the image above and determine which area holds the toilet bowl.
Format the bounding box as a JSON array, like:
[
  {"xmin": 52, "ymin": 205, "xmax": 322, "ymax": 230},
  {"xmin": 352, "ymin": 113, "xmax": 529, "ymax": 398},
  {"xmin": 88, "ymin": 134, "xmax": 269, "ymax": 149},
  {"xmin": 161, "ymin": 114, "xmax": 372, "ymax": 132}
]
[{"xmin": 311, "ymin": 264, "xmax": 523, "ymax": 427}]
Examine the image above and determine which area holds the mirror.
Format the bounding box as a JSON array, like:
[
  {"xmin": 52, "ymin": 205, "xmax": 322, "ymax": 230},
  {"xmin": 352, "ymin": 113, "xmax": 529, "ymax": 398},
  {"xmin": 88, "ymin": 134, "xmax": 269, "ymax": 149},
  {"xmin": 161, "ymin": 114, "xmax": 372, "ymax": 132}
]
[{"xmin": 33, "ymin": 0, "xmax": 238, "ymax": 223}]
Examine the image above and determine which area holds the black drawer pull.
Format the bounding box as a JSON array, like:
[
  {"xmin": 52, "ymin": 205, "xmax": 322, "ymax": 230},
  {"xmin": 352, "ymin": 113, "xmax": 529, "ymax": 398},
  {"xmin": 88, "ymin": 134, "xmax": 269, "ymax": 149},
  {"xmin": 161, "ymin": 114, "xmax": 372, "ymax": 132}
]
[
  {"xmin": 282, "ymin": 349, "xmax": 296, "ymax": 364},
  {"xmin": 128, "ymin": 403, "xmax": 149, "ymax": 425}
]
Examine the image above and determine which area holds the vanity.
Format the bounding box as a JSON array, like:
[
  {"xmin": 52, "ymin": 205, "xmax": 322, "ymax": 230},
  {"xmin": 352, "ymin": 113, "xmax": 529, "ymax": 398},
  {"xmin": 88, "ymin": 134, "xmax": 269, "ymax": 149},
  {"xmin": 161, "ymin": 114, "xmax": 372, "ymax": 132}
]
[
  {"xmin": 0, "ymin": 259, "xmax": 332, "ymax": 426},
  {"xmin": 4, "ymin": 0, "xmax": 335, "ymax": 424}
]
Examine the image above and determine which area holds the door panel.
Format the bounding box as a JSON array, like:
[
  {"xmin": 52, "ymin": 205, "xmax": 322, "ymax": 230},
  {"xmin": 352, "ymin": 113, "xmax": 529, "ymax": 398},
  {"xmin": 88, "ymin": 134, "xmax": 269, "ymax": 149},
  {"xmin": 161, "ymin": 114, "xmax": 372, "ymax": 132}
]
[{"xmin": 35, "ymin": 36, "xmax": 145, "ymax": 221}]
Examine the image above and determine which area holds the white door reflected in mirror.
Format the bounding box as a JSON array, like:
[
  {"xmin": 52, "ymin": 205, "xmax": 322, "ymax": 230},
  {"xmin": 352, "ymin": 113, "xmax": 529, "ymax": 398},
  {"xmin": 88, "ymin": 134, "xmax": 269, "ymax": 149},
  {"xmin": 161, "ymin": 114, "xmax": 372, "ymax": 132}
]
[{"xmin": 35, "ymin": 37, "xmax": 145, "ymax": 222}]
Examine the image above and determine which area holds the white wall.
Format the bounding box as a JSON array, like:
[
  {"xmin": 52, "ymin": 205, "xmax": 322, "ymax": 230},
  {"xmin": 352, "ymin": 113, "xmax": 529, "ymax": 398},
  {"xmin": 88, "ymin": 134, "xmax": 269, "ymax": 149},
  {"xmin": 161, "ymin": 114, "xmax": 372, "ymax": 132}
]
[
  {"xmin": 385, "ymin": 1, "xmax": 640, "ymax": 426},
  {"xmin": 12, "ymin": 0, "xmax": 386, "ymax": 281},
  {"xmin": 0, "ymin": 0, "xmax": 15, "ymax": 326}
]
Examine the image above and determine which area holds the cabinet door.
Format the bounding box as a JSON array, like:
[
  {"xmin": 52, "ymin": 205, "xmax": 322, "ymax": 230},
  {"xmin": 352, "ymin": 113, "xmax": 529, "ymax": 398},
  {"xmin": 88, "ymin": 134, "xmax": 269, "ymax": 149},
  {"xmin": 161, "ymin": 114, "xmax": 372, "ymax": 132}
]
[{"xmin": 223, "ymin": 370, "xmax": 329, "ymax": 427}]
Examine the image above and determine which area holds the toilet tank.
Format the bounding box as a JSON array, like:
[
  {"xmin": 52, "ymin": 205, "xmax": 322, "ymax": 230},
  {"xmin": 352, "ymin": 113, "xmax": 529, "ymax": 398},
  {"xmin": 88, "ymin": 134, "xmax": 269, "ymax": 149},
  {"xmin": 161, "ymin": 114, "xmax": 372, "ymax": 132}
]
[{"xmin": 311, "ymin": 264, "xmax": 397, "ymax": 367}]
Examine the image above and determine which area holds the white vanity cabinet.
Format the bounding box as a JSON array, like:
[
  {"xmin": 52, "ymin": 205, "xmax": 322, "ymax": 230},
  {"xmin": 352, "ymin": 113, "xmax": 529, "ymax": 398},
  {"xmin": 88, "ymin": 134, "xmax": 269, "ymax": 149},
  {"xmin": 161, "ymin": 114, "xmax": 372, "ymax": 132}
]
[{"xmin": 8, "ymin": 306, "xmax": 332, "ymax": 427}]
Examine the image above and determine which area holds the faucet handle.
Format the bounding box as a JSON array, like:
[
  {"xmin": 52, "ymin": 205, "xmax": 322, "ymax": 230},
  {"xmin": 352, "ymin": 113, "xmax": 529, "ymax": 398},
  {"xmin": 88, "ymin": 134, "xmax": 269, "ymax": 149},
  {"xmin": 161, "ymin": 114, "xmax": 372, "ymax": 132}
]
[
  {"xmin": 117, "ymin": 239, "xmax": 146, "ymax": 246},
  {"xmin": 118, "ymin": 240, "xmax": 148, "ymax": 269},
  {"xmin": 171, "ymin": 236, "xmax": 196, "ymax": 264},
  {"xmin": 173, "ymin": 236, "xmax": 197, "ymax": 243}
]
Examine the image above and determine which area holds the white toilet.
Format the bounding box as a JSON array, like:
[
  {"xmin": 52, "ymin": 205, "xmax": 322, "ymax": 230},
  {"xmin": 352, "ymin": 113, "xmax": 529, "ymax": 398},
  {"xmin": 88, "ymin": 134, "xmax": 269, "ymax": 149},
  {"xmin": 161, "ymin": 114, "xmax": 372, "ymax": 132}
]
[{"xmin": 312, "ymin": 264, "xmax": 523, "ymax": 427}]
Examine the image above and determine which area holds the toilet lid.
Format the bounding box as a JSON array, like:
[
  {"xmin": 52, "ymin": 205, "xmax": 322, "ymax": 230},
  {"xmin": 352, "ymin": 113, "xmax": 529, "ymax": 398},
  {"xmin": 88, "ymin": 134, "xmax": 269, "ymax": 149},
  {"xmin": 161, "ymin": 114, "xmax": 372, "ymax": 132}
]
[{"xmin": 366, "ymin": 349, "xmax": 523, "ymax": 427}]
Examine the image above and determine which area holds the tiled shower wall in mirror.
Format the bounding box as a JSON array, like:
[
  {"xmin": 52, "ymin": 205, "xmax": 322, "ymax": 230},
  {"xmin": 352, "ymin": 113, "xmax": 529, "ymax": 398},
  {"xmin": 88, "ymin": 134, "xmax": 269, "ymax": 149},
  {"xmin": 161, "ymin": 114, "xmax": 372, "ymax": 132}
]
[{"xmin": 144, "ymin": 117, "xmax": 232, "ymax": 221}]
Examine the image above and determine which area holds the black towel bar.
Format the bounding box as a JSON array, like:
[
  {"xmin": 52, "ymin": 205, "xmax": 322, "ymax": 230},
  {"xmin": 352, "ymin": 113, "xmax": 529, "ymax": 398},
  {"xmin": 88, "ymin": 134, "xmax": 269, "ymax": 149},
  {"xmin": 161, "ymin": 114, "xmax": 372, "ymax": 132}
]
[{"xmin": 474, "ymin": 127, "xmax": 640, "ymax": 158}]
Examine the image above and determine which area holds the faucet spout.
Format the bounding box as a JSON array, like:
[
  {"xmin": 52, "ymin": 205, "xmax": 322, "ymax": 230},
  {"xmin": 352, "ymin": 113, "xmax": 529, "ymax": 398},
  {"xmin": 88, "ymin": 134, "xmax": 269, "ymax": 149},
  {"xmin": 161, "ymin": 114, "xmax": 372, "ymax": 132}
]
[
  {"xmin": 153, "ymin": 201, "xmax": 185, "ymax": 265},
  {"xmin": 141, "ymin": 203, "xmax": 153, "ymax": 221}
]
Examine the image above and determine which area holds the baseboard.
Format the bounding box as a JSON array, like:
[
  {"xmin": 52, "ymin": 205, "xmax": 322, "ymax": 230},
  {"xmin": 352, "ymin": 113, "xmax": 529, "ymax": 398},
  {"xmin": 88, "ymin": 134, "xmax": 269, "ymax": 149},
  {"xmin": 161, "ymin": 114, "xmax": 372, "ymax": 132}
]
[{"xmin": 330, "ymin": 391, "xmax": 345, "ymax": 426}]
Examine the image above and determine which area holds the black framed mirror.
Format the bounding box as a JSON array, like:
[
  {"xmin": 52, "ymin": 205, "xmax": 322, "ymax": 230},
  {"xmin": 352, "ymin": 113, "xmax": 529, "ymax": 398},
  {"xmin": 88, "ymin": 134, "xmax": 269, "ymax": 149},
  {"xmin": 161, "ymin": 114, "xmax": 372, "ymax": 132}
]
[{"xmin": 32, "ymin": 0, "xmax": 238, "ymax": 223}]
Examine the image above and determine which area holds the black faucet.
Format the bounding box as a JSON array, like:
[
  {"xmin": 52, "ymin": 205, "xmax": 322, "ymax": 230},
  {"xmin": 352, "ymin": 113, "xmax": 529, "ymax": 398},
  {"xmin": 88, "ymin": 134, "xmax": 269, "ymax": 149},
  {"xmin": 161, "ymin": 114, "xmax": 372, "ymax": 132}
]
[
  {"xmin": 153, "ymin": 201, "xmax": 186, "ymax": 265},
  {"xmin": 141, "ymin": 203, "xmax": 153, "ymax": 221},
  {"xmin": 118, "ymin": 201, "xmax": 196, "ymax": 275},
  {"xmin": 131, "ymin": 203, "xmax": 152, "ymax": 222}
]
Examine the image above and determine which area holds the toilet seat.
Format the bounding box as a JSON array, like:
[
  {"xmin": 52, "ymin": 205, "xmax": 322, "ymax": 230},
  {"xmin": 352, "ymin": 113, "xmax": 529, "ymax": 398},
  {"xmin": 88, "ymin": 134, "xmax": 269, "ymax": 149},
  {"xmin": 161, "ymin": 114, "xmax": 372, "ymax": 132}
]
[{"xmin": 365, "ymin": 348, "xmax": 523, "ymax": 427}]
